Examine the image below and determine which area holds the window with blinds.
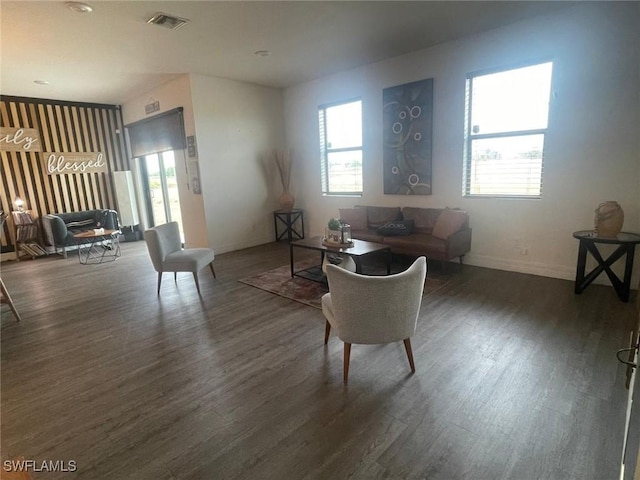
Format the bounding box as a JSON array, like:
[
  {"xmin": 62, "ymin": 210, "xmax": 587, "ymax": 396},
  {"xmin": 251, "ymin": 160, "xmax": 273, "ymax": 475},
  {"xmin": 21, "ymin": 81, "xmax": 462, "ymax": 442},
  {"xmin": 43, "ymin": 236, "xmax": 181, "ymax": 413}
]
[
  {"xmin": 126, "ymin": 107, "xmax": 186, "ymax": 159},
  {"xmin": 319, "ymin": 99, "xmax": 363, "ymax": 196},
  {"xmin": 463, "ymin": 61, "xmax": 553, "ymax": 198}
]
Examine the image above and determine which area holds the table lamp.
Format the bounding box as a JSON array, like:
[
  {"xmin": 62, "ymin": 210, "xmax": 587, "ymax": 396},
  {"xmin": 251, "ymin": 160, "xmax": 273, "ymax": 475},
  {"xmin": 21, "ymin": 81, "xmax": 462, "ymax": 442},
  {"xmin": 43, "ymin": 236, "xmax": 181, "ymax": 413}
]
[{"xmin": 14, "ymin": 197, "xmax": 24, "ymax": 212}]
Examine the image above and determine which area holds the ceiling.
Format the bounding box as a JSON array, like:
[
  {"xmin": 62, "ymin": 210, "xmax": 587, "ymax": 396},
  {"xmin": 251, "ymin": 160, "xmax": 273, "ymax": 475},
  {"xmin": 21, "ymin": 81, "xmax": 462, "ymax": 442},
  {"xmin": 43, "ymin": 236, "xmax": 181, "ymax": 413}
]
[{"xmin": 1, "ymin": 1, "xmax": 573, "ymax": 106}]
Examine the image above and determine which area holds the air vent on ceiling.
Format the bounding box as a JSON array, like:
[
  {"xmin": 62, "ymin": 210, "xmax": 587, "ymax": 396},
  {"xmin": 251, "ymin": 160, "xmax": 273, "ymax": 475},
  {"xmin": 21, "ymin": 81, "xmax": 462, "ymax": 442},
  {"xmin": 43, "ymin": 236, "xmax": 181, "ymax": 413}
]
[{"xmin": 146, "ymin": 12, "xmax": 189, "ymax": 30}]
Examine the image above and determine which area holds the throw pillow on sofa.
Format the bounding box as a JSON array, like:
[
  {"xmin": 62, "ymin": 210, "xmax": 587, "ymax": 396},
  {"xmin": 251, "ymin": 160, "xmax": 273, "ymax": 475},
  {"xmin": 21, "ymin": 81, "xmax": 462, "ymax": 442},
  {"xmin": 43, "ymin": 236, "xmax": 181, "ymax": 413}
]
[
  {"xmin": 339, "ymin": 208, "xmax": 368, "ymax": 230},
  {"xmin": 376, "ymin": 219, "xmax": 414, "ymax": 236},
  {"xmin": 432, "ymin": 209, "xmax": 467, "ymax": 240},
  {"xmin": 65, "ymin": 218, "xmax": 94, "ymax": 229},
  {"xmin": 364, "ymin": 206, "xmax": 402, "ymax": 228}
]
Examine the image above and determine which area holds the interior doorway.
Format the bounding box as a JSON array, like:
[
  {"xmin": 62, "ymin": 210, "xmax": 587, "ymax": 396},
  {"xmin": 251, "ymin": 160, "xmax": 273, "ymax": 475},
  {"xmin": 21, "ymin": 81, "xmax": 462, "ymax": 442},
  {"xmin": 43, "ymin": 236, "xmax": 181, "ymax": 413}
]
[{"xmin": 140, "ymin": 150, "xmax": 184, "ymax": 240}]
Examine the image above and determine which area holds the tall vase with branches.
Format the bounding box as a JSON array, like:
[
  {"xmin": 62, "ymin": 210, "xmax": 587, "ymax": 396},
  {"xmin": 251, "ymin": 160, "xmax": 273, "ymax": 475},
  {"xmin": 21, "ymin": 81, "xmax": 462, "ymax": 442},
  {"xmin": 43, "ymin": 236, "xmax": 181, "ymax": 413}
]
[{"xmin": 273, "ymin": 149, "xmax": 295, "ymax": 211}]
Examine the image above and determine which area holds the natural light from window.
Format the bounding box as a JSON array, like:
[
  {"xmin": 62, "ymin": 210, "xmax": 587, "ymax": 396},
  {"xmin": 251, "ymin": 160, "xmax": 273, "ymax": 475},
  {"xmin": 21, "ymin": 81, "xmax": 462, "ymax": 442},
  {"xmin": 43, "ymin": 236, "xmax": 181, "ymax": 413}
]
[
  {"xmin": 465, "ymin": 62, "xmax": 553, "ymax": 197},
  {"xmin": 319, "ymin": 100, "xmax": 363, "ymax": 195}
]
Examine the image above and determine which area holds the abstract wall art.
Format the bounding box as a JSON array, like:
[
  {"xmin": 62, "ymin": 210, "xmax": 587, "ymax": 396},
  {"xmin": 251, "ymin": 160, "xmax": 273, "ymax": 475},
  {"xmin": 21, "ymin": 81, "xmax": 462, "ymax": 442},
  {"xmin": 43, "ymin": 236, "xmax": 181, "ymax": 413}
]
[{"xmin": 383, "ymin": 78, "xmax": 433, "ymax": 195}]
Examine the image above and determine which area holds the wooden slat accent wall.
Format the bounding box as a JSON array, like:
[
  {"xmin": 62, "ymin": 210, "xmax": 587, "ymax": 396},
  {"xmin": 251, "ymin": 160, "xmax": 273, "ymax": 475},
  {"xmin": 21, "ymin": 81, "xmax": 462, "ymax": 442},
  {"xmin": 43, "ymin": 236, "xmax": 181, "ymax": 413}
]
[{"xmin": 0, "ymin": 96, "xmax": 129, "ymax": 253}]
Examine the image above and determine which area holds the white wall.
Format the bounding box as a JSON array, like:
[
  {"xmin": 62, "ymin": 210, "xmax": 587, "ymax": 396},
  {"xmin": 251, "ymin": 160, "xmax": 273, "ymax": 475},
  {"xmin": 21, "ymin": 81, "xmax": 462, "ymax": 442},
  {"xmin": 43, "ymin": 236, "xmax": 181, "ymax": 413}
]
[
  {"xmin": 189, "ymin": 74, "xmax": 285, "ymax": 253},
  {"xmin": 123, "ymin": 74, "xmax": 285, "ymax": 253},
  {"xmin": 122, "ymin": 74, "xmax": 209, "ymax": 248},
  {"xmin": 284, "ymin": 2, "xmax": 640, "ymax": 284}
]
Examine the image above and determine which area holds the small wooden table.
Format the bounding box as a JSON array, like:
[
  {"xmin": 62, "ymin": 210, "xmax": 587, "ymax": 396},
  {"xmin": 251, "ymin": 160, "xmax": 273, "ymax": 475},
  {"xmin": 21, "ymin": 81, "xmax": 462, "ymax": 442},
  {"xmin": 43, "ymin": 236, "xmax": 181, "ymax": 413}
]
[
  {"xmin": 573, "ymin": 230, "xmax": 640, "ymax": 302},
  {"xmin": 290, "ymin": 236, "xmax": 391, "ymax": 280},
  {"xmin": 74, "ymin": 229, "xmax": 121, "ymax": 265}
]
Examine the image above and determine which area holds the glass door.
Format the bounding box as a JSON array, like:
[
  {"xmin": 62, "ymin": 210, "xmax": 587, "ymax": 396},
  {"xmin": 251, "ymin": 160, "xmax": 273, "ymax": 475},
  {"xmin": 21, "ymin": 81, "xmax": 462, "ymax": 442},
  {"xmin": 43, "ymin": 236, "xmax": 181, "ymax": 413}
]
[{"xmin": 140, "ymin": 151, "xmax": 184, "ymax": 240}]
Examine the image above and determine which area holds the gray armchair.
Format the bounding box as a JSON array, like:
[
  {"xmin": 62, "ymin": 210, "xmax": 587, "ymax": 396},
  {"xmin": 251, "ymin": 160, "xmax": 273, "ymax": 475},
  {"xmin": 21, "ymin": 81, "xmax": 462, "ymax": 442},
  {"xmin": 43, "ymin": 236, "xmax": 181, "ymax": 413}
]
[
  {"xmin": 144, "ymin": 222, "xmax": 216, "ymax": 295},
  {"xmin": 322, "ymin": 256, "xmax": 427, "ymax": 383}
]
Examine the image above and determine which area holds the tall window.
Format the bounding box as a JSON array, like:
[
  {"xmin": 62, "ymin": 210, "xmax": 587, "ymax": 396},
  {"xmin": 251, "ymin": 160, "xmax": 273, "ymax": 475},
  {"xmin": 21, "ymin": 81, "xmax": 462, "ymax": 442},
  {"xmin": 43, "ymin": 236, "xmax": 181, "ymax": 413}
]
[
  {"xmin": 126, "ymin": 108, "xmax": 187, "ymax": 240},
  {"xmin": 139, "ymin": 151, "xmax": 184, "ymax": 238},
  {"xmin": 463, "ymin": 61, "xmax": 553, "ymax": 198},
  {"xmin": 319, "ymin": 99, "xmax": 363, "ymax": 195}
]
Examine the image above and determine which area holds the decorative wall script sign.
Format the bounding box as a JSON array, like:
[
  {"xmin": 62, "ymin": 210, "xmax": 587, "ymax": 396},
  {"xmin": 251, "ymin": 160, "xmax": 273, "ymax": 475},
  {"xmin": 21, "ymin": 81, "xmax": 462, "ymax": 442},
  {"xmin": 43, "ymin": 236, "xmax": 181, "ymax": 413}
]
[
  {"xmin": 44, "ymin": 152, "xmax": 107, "ymax": 175},
  {"xmin": 0, "ymin": 127, "xmax": 42, "ymax": 152}
]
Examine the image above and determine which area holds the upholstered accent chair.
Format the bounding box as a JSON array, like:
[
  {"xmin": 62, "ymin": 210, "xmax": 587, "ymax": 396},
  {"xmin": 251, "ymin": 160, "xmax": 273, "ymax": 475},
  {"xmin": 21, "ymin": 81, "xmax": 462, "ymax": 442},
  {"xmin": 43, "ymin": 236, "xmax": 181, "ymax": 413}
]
[
  {"xmin": 144, "ymin": 222, "xmax": 216, "ymax": 295},
  {"xmin": 321, "ymin": 256, "xmax": 427, "ymax": 383}
]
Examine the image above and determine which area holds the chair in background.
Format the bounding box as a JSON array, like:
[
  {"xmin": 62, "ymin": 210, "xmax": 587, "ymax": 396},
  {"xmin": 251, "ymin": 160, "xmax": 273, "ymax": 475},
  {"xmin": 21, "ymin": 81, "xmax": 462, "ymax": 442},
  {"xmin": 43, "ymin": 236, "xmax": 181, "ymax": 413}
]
[
  {"xmin": 0, "ymin": 211, "xmax": 21, "ymax": 322},
  {"xmin": 144, "ymin": 222, "xmax": 216, "ymax": 295},
  {"xmin": 0, "ymin": 277, "xmax": 22, "ymax": 322},
  {"xmin": 322, "ymin": 256, "xmax": 427, "ymax": 383}
]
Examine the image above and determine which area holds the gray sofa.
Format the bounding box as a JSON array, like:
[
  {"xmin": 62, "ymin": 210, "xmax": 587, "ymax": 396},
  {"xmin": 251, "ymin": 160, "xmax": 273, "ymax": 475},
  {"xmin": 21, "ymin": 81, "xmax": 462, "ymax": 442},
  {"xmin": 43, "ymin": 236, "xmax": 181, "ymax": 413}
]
[
  {"xmin": 339, "ymin": 205, "xmax": 472, "ymax": 266},
  {"xmin": 42, "ymin": 209, "xmax": 119, "ymax": 258}
]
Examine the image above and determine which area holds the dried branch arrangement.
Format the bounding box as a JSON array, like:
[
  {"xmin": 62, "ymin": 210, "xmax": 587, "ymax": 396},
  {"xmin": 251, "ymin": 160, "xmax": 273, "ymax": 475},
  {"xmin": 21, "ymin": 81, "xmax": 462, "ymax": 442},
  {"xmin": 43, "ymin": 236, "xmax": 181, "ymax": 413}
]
[{"xmin": 272, "ymin": 149, "xmax": 292, "ymax": 192}]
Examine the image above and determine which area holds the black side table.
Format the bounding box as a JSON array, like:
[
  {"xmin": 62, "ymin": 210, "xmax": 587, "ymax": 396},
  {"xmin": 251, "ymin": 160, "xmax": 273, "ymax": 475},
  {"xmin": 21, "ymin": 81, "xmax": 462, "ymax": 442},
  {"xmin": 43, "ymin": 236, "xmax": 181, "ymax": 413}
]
[
  {"xmin": 274, "ymin": 209, "xmax": 304, "ymax": 242},
  {"xmin": 573, "ymin": 230, "xmax": 640, "ymax": 302}
]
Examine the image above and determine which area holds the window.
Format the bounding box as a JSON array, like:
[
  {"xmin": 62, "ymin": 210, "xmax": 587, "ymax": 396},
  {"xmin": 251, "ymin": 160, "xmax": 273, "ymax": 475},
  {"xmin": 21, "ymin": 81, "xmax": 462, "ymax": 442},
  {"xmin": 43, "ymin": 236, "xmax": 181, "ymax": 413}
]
[
  {"xmin": 126, "ymin": 107, "xmax": 186, "ymax": 240},
  {"xmin": 139, "ymin": 151, "xmax": 184, "ymax": 238},
  {"xmin": 319, "ymin": 99, "xmax": 363, "ymax": 195},
  {"xmin": 463, "ymin": 61, "xmax": 553, "ymax": 198},
  {"xmin": 127, "ymin": 107, "xmax": 186, "ymax": 158}
]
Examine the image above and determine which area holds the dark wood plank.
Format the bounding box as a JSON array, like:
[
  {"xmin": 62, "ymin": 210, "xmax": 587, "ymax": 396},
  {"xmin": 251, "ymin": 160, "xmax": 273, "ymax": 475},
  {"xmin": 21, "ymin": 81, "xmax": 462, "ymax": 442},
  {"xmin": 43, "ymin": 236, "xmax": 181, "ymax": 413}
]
[{"xmin": 0, "ymin": 241, "xmax": 636, "ymax": 479}]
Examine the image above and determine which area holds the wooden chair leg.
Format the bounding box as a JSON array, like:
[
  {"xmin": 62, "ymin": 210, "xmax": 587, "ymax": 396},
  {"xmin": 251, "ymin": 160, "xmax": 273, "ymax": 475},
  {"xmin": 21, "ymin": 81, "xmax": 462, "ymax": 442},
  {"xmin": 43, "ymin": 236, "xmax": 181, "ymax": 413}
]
[
  {"xmin": 157, "ymin": 273, "xmax": 163, "ymax": 295},
  {"xmin": 403, "ymin": 338, "xmax": 416, "ymax": 373},
  {"xmin": 324, "ymin": 320, "xmax": 331, "ymax": 344},
  {"xmin": 344, "ymin": 342, "xmax": 351, "ymax": 384},
  {"xmin": 193, "ymin": 272, "xmax": 201, "ymax": 294},
  {"xmin": 0, "ymin": 278, "xmax": 21, "ymax": 322},
  {"xmin": 209, "ymin": 262, "xmax": 216, "ymax": 279}
]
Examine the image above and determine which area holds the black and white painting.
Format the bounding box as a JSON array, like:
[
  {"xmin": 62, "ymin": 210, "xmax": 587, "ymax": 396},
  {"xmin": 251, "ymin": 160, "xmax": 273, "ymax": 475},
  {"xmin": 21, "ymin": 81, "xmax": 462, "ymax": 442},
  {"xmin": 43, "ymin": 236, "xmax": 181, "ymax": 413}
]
[{"xmin": 383, "ymin": 78, "xmax": 433, "ymax": 195}]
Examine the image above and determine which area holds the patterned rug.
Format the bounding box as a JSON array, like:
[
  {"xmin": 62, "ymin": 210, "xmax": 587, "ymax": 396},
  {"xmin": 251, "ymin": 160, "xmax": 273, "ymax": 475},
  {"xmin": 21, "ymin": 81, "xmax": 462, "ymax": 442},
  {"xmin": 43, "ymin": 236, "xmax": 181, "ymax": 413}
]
[{"xmin": 239, "ymin": 260, "xmax": 450, "ymax": 310}]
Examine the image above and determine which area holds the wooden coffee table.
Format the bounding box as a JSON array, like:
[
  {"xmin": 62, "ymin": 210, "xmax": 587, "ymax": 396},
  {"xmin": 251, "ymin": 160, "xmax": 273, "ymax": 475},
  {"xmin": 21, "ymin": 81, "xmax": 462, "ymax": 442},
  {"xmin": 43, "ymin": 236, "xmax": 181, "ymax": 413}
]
[
  {"xmin": 74, "ymin": 229, "xmax": 121, "ymax": 264},
  {"xmin": 290, "ymin": 236, "xmax": 391, "ymax": 280}
]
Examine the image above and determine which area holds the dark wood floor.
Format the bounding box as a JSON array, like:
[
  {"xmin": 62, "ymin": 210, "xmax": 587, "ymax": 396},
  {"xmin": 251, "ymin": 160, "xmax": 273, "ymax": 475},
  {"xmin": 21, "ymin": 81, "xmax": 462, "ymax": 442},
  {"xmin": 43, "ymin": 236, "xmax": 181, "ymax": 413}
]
[{"xmin": 1, "ymin": 241, "xmax": 637, "ymax": 479}]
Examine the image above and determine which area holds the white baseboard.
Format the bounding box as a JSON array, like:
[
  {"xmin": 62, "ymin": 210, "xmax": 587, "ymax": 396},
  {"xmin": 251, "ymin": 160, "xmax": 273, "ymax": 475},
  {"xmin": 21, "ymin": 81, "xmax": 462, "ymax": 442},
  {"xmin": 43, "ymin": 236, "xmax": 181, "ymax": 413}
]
[
  {"xmin": 214, "ymin": 234, "xmax": 275, "ymax": 255},
  {"xmin": 463, "ymin": 253, "xmax": 576, "ymax": 281},
  {"xmin": 464, "ymin": 253, "xmax": 640, "ymax": 289}
]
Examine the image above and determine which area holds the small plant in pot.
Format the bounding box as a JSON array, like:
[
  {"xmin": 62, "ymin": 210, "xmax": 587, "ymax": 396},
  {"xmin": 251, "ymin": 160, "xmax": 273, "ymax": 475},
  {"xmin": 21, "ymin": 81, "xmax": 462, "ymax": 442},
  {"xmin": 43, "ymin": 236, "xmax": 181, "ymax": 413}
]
[{"xmin": 325, "ymin": 218, "xmax": 342, "ymax": 244}]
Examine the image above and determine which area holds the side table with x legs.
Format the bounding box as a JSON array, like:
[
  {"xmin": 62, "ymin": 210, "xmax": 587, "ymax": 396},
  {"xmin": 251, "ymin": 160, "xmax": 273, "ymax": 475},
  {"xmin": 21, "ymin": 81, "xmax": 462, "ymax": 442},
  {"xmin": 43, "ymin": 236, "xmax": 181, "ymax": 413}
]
[
  {"xmin": 573, "ymin": 230, "xmax": 640, "ymax": 302},
  {"xmin": 274, "ymin": 209, "xmax": 304, "ymax": 243}
]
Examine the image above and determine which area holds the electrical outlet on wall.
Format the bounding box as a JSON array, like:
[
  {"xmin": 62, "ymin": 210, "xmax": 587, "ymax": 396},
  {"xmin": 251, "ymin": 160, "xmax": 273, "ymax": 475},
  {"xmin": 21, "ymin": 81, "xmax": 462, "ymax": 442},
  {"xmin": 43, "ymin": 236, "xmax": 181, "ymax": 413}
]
[
  {"xmin": 513, "ymin": 237, "xmax": 522, "ymax": 250},
  {"xmin": 512, "ymin": 237, "xmax": 529, "ymax": 255}
]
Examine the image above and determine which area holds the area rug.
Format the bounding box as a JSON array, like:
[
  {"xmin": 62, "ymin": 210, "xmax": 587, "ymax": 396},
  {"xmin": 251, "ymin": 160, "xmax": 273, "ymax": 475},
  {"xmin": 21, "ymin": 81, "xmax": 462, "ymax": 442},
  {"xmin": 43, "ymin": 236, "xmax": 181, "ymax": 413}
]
[{"xmin": 239, "ymin": 260, "xmax": 450, "ymax": 310}]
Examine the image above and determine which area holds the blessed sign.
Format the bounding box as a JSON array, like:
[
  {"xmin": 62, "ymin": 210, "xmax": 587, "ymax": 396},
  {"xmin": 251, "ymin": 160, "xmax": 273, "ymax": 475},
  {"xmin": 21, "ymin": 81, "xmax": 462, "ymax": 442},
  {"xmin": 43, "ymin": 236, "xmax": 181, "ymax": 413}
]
[
  {"xmin": 0, "ymin": 127, "xmax": 42, "ymax": 152},
  {"xmin": 44, "ymin": 152, "xmax": 107, "ymax": 175}
]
